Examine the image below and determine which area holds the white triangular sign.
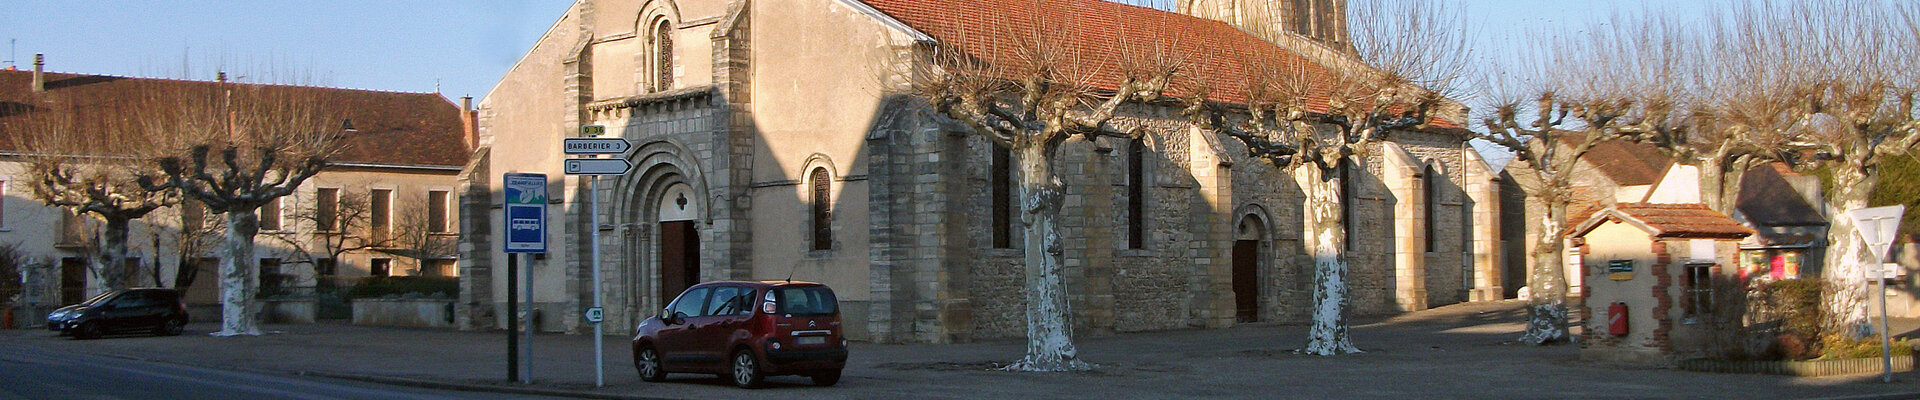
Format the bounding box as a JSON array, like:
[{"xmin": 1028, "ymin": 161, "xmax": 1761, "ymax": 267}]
[{"xmin": 1848, "ymin": 205, "xmax": 1906, "ymax": 264}]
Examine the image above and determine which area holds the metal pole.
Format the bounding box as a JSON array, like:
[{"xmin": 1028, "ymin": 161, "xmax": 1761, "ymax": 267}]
[
  {"xmin": 524, "ymin": 253, "xmax": 535, "ymax": 383},
  {"xmin": 507, "ymin": 253, "xmax": 519, "ymax": 383},
  {"xmin": 1881, "ymin": 271, "xmax": 1893, "ymax": 383},
  {"xmin": 591, "ymin": 174, "xmax": 605, "ymax": 387}
]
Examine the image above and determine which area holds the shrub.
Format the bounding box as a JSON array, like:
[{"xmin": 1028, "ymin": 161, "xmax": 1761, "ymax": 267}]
[
  {"xmin": 346, "ymin": 276, "xmax": 458, "ymax": 299},
  {"xmin": 1821, "ymin": 336, "xmax": 1916, "ymax": 360}
]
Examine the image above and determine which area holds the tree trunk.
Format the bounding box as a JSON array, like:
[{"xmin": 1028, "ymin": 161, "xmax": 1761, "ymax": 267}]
[
  {"xmin": 1519, "ymin": 199, "xmax": 1570, "ymax": 344},
  {"xmin": 213, "ymin": 210, "xmax": 263, "ymax": 337},
  {"xmin": 1001, "ymin": 144, "xmax": 1090, "ymax": 372},
  {"xmin": 1297, "ymin": 167, "xmax": 1361, "ymax": 355},
  {"xmin": 98, "ymin": 217, "xmax": 132, "ymax": 290},
  {"xmin": 1824, "ymin": 161, "xmax": 1875, "ymax": 325}
]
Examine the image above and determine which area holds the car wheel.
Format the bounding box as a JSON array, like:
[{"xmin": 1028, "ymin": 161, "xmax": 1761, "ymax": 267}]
[
  {"xmin": 635, "ymin": 346, "xmax": 666, "ymax": 382},
  {"xmin": 74, "ymin": 322, "xmax": 101, "ymax": 340},
  {"xmin": 731, "ymin": 349, "xmax": 764, "ymax": 389},
  {"xmin": 155, "ymin": 318, "xmax": 185, "ymax": 336},
  {"xmin": 811, "ymin": 369, "xmax": 842, "ymax": 386}
]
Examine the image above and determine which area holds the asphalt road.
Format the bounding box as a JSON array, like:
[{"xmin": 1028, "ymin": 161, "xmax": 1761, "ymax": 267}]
[{"xmin": 0, "ymin": 345, "xmax": 564, "ymax": 400}]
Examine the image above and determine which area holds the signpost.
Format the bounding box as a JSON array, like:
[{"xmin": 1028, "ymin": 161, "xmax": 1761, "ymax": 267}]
[
  {"xmin": 1847, "ymin": 205, "xmax": 1905, "ymax": 384},
  {"xmin": 564, "ymin": 125, "xmax": 629, "ymax": 387},
  {"xmin": 503, "ymin": 173, "xmax": 548, "ymax": 384}
]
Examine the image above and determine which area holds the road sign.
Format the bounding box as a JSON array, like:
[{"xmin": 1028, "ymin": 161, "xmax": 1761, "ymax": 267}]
[
  {"xmin": 1866, "ymin": 263, "xmax": 1906, "ymax": 280},
  {"xmin": 581, "ymin": 125, "xmax": 606, "ymax": 137},
  {"xmin": 564, "ymin": 158, "xmax": 633, "ymax": 175},
  {"xmin": 562, "ymin": 137, "xmax": 630, "ymax": 155},
  {"xmin": 584, "ymin": 307, "xmax": 604, "ymax": 323},
  {"xmin": 1850, "ymin": 205, "xmax": 1906, "ymax": 263},
  {"xmin": 503, "ymin": 173, "xmax": 548, "ymax": 253}
]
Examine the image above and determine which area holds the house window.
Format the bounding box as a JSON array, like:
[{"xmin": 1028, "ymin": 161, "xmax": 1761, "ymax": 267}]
[
  {"xmin": 316, "ymin": 258, "xmax": 337, "ymax": 277},
  {"xmin": 428, "ymin": 190, "xmax": 450, "ymax": 233},
  {"xmin": 259, "ymin": 258, "xmax": 283, "ymax": 293},
  {"xmin": 1685, "ymin": 263, "xmax": 1715, "ymax": 317},
  {"xmin": 421, "ymin": 259, "xmax": 456, "ymax": 277},
  {"xmin": 260, "ymin": 197, "xmax": 282, "ymax": 231},
  {"xmin": 1424, "ymin": 164, "xmax": 1439, "ymax": 252},
  {"xmin": 1292, "ymin": 0, "xmax": 1315, "ymax": 36},
  {"xmin": 810, "ymin": 168, "xmax": 832, "ymax": 251},
  {"xmin": 654, "ymin": 20, "xmax": 674, "ymax": 92},
  {"xmin": 316, "ymin": 188, "xmax": 339, "ymax": 232},
  {"xmin": 992, "ymin": 145, "xmax": 1013, "ymax": 249},
  {"xmin": 59, "ymin": 209, "xmax": 86, "ymax": 246},
  {"xmin": 1128, "ymin": 138, "xmax": 1146, "ymax": 249},
  {"xmin": 370, "ymin": 189, "xmax": 392, "ymax": 244},
  {"xmin": 371, "ymin": 258, "xmax": 393, "ymax": 277}
]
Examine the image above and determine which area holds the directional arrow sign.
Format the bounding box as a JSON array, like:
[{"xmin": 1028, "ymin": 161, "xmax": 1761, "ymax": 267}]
[
  {"xmin": 562, "ymin": 138, "xmax": 630, "ymax": 155},
  {"xmin": 1849, "ymin": 205, "xmax": 1906, "ymax": 264},
  {"xmin": 584, "ymin": 307, "xmax": 604, "ymax": 323},
  {"xmin": 564, "ymin": 158, "xmax": 633, "ymax": 175}
]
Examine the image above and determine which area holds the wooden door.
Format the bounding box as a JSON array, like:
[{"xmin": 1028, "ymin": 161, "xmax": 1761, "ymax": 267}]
[
  {"xmin": 658, "ymin": 221, "xmax": 700, "ymax": 307},
  {"xmin": 60, "ymin": 257, "xmax": 88, "ymax": 305}
]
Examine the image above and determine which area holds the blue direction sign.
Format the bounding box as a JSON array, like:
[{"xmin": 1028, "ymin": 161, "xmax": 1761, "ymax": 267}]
[{"xmin": 503, "ymin": 173, "xmax": 548, "ymax": 253}]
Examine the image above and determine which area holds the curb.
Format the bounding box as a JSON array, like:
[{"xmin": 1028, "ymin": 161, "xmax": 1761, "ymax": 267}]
[
  {"xmin": 296, "ymin": 371, "xmax": 681, "ymax": 400},
  {"xmin": 1801, "ymin": 392, "xmax": 1920, "ymax": 400}
]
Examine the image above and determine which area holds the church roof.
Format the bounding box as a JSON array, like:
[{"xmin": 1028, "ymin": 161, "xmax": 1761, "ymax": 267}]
[
  {"xmin": 856, "ymin": 0, "xmax": 1461, "ymax": 128},
  {"xmin": 0, "ymin": 69, "xmax": 470, "ymax": 168},
  {"xmin": 1571, "ymin": 202, "xmax": 1755, "ymax": 240}
]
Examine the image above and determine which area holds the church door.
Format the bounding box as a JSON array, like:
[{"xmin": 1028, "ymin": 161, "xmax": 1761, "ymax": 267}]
[
  {"xmin": 658, "ymin": 220, "xmax": 699, "ymax": 307},
  {"xmin": 1233, "ymin": 240, "xmax": 1259, "ymax": 322}
]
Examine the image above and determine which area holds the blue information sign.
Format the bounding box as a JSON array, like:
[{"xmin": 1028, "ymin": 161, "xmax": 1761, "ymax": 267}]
[{"xmin": 503, "ymin": 173, "xmax": 548, "ymax": 253}]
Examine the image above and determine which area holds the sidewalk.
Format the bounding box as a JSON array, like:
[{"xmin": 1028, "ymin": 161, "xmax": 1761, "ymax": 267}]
[{"xmin": 5, "ymin": 301, "xmax": 1919, "ymax": 400}]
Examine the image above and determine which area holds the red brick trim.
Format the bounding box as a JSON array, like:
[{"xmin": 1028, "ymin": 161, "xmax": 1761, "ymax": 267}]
[{"xmin": 1649, "ymin": 240, "xmax": 1673, "ymax": 352}]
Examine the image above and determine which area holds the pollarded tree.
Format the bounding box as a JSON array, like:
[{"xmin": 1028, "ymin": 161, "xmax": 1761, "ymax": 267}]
[
  {"xmin": 138, "ymin": 79, "xmax": 343, "ymax": 337},
  {"xmin": 903, "ymin": 1, "xmax": 1185, "ymax": 371},
  {"xmin": 9, "ymin": 94, "xmax": 177, "ymax": 291},
  {"xmin": 1183, "ymin": 0, "xmax": 1469, "ymax": 354}
]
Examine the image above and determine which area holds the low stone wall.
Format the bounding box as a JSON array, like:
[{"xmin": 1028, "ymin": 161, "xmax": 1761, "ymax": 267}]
[
  {"xmin": 351, "ymin": 298, "xmax": 455, "ymax": 329},
  {"xmin": 1679, "ymin": 355, "xmax": 1915, "ymax": 377},
  {"xmin": 261, "ymin": 299, "xmax": 317, "ymax": 324}
]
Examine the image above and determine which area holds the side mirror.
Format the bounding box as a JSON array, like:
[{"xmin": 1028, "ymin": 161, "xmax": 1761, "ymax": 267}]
[{"xmin": 664, "ymin": 311, "xmax": 688, "ymax": 325}]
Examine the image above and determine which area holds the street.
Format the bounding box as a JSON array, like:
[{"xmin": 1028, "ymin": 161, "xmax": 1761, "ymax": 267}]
[{"xmin": 0, "ymin": 345, "xmax": 564, "ymax": 400}]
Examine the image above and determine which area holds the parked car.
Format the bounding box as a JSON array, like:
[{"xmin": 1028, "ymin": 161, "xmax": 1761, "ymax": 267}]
[
  {"xmin": 632, "ymin": 281, "xmax": 848, "ymax": 388},
  {"xmin": 46, "ymin": 288, "xmax": 189, "ymax": 339}
]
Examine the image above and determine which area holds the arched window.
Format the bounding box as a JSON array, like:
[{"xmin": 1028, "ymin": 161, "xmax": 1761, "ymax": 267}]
[
  {"xmin": 1340, "ymin": 159, "xmax": 1355, "ymax": 252},
  {"xmin": 1424, "ymin": 164, "xmax": 1440, "ymax": 252},
  {"xmin": 811, "ymin": 167, "xmax": 832, "ymax": 251},
  {"xmin": 1127, "ymin": 138, "xmax": 1146, "ymax": 249},
  {"xmin": 992, "ymin": 145, "xmax": 1012, "ymax": 249},
  {"xmin": 654, "ymin": 20, "xmax": 674, "ymax": 92}
]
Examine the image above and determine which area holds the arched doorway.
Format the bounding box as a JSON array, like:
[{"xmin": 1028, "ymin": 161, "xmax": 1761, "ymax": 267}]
[
  {"xmin": 653, "ymin": 183, "xmax": 700, "ymax": 309},
  {"xmin": 1233, "ymin": 213, "xmax": 1268, "ymax": 322}
]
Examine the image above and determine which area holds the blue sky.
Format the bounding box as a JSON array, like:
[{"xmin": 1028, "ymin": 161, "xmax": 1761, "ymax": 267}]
[{"xmin": 1, "ymin": 1, "xmax": 1704, "ymax": 111}]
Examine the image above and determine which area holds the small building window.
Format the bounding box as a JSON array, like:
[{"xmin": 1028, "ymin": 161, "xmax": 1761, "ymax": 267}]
[
  {"xmin": 992, "ymin": 145, "xmax": 1013, "ymax": 249},
  {"xmin": 260, "ymin": 197, "xmax": 282, "ymax": 231},
  {"xmin": 1128, "ymin": 139, "xmax": 1146, "ymax": 250},
  {"xmin": 1685, "ymin": 263, "xmax": 1715, "ymax": 318},
  {"xmin": 811, "ymin": 168, "xmax": 832, "ymax": 251},
  {"xmin": 428, "ymin": 190, "xmax": 451, "ymax": 233},
  {"xmin": 316, "ymin": 188, "xmax": 339, "ymax": 232},
  {"xmin": 654, "ymin": 20, "xmax": 674, "ymax": 92}
]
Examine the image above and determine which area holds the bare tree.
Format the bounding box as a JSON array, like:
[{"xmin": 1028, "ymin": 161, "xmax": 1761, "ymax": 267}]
[
  {"xmin": 382, "ymin": 203, "xmax": 458, "ymax": 276},
  {"xmin": 8, "ymin": 92, "xmax": 178, "ymax": 292},
  {"xmin": 1183, "ymin": 0, "xmax": 1468, "ymax": 354},
  {"xmin": 901, "ymin": 1, "xmax": 1185, "ymax": 371},
  {"xmin": 266, "ymin": 189, "xmax": 403, "ymax": 279},
  {"xmin": 138, "ymin": 80, "xmax": 343, "ymax": 337}
]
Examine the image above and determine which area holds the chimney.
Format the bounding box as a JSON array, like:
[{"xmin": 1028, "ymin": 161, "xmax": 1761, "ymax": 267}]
[
  {"xmin": 216, "ymin": 71, "xmax": 227, "ymax": 83},
  {"xmin": 31, "ymin": 54, "xmax": 44, "ymax": 92},
  {"xmin": 460, "ymin": 96, "xmax": 479, "ymax": 150}
]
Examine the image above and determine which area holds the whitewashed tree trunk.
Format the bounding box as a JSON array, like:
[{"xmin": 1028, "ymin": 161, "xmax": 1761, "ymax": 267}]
[
  {"xmin": 97, "ymin": 217, "xmax": 133, "ymax": 290},
  {"xmin": 1519, "ymin": 200, "xmax": 1570, "ymax": 344},
  {"xmin": 212, "ymin": 210, "xmax": 262, "ymax": 337},
  {"xmin": 1824, "ymin": 162, "xmax": 1874, "ymax": 325},
  {"xmin": 1297, "ymin": 167, "xmax": 1360, "ymax": 355},
  {"xmin": 1002, "ymin": 145, "xmax": 1090, "ymax": 371}
]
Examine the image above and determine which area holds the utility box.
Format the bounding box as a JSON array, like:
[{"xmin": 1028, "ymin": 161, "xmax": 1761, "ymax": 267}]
[{"xmin": 1569, "ymin": 203, "xmax": 1753, "ymax": 366}]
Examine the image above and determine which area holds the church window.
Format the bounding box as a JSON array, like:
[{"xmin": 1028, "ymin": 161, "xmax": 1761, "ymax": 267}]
[
  {"xmin": 811, "ymin": 167, "xmax": 832, "ymax": 251},
  {"xmin": 1425, "ymin": 164, "xmax": 1439, "ymax": 252},
  {"xmin": 992, "ymin": 145, "xmax": 1013, "ymax": 249},
  {"xmin": 1340, "ymin": 160, "xmax": 1355, "ymax": 252},
  {"xmin": 654, "ymin": 20, "xmax": 674, "ymax": 92},
  {"xmin": 1128, "ymin": 139, "xmax": 1146, "ymax": 249}
]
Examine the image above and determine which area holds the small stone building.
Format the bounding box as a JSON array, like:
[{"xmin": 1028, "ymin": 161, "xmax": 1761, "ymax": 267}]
[{"xmin": 1570, "ymin": 203, "xmax": 1753, "ymax": 365}]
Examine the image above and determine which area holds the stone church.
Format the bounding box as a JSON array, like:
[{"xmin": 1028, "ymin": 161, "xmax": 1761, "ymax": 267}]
[{"xmin": 458, "ymin": 0, "xmax": 1510, "ymax": 343}]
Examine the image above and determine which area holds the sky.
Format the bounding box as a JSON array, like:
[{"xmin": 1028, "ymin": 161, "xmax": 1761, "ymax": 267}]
[{"xmin": 1, "ymin": 1, "xmax": 1708, "ymax": 123}]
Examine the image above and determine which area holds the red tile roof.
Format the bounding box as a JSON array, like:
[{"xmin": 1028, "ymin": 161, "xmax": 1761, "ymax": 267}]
[
  {"xmin": 1581, "ymin": 140, "xmax": 1672, "ymax": 186},
  {"xmin": 0, "ymin": 70, "xmax": 469, "ymax": 167},
  {"xmin": 1572, "ymin": 202, "xmax": 1755, "ymax": 240},
  {"xmin": 857, "ymin": 0, "xmax": 1460, "ymax": 128}
]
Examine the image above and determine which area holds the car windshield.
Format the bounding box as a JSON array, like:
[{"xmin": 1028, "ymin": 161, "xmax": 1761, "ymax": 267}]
[
  {"xmin": 79, "ymin": 290, "xmax": 122, "ymax": 306},
  {"xmin": 774, "ymin": 286, "xmax": 838, "ymax": 316}
]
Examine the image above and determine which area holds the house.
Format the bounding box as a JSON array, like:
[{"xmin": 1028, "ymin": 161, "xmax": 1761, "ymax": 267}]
[
  {"xmin": 1569, "ymin": 202, "xmax": 1753, "ymax": 365},
  {"xmin": 463, "ymin": 0, "xmax": 1509, "ymax": 342},
  {"xmin": 0, "ymin": 59, "xmax": 472, "ymax": 322}
]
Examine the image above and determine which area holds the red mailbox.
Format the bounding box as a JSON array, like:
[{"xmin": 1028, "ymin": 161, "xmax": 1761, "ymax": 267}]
[{"xmin": 1608, "ymin": 302, "xmax": 1629, "ymax": 336}]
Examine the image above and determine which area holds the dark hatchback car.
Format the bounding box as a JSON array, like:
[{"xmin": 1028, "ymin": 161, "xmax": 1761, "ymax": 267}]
[
  {"xmin": 47, "ymin": 288, "xmax": 189, "ymax": 339},
  {"xmin": 632, "ymin": 281, "xmax": 848, "ymax": 388}
]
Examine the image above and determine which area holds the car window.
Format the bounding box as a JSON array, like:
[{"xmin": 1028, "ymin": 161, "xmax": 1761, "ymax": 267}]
[
  {"xmin": 110, "ymin": 292, "xmax": 151, "ymax": 308},
  {"xmin": 775, "ymin": 286, "xmax": 839, "ymax": 316},
  {"xmin": 668, "ymin": 288, "xmax": 710, "ymax": 317},
  {"xmin": 706, "ymin": 286, "xmax": 741, "ymax": 316},
  {"xmin": 80, "ymin": 290, "xmax": 121, "ymax": 306}
]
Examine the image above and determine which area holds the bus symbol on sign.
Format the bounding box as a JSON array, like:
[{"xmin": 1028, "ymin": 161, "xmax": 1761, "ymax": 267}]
[{"xmin": 584, "ymin": 307, "xmax": 604, "ymax": 323}]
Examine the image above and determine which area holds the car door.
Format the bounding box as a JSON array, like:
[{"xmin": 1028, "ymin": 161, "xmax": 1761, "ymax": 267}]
[
  {"xmin": 656, "ymin": 287, "xmax": 710, "ymax": 369},
  {"xmin": 98, "ymin": 292, "xmax": 146, "ymax": 330},
  {"xmin": 696, "ymin": 286, "xmax": 753, "ymax": 361}
]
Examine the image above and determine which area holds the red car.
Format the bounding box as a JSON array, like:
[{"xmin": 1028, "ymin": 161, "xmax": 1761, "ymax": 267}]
[{"xmin": 632, "ymin": 281, "xmax": 848, "ymax": 388}]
